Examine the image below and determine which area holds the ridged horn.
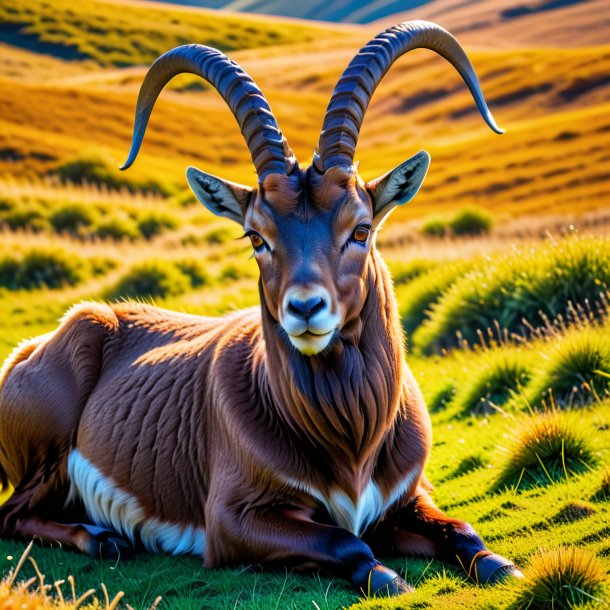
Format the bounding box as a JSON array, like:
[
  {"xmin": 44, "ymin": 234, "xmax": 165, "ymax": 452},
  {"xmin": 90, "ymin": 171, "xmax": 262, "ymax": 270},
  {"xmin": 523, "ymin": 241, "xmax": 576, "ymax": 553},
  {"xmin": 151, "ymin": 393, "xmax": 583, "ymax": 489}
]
[
  {"xmin": 120, "ymin": 45, "xmax": 296, "ymax": 181},
  {"xmin": 316, "ymin": 20, "xmax": 503, "ymax": 171}
]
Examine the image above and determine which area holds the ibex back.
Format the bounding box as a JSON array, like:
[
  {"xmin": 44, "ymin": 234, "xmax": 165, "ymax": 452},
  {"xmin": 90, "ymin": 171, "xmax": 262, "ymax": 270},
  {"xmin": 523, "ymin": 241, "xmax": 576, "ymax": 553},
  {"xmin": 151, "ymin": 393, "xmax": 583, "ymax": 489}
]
[{"xmin": 0, "ymin": 21, "xmax": 522, "ymax": 596}]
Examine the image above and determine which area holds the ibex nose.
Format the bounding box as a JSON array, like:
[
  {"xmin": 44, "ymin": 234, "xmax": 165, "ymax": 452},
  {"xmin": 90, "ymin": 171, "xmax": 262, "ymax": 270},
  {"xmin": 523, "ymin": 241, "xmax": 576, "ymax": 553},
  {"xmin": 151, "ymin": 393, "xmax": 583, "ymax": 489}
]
[{"xmin": 288, "ymin": 297, "xmax": 326, "ymax": 319}]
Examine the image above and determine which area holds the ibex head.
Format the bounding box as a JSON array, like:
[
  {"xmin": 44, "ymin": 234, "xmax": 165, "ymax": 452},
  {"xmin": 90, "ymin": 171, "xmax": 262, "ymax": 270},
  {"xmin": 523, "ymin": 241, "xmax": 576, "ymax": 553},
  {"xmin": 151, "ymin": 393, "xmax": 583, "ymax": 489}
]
[{"xmin": 121, "ymin": 21, "xmax": 502, "ymax": 356}]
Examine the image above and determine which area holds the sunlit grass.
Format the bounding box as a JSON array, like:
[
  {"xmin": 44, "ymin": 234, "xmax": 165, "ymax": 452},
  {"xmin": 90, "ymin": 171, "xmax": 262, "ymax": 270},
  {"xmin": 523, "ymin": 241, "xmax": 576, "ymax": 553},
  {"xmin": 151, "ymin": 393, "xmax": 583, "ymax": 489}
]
[
  {"xmin": 527, "ymin": 327, "xmax": 610, "ymax": 408},
  {"xmin": 413, "ymin": 236, "xmax": 610, "ymax": 353},
  {"xmin": 513, "ymin": 547, "xmax": 607, "ymax": 609},
  {"xmin": 494, "ymin": 410, "xmax": 597, "ymax": 492}
]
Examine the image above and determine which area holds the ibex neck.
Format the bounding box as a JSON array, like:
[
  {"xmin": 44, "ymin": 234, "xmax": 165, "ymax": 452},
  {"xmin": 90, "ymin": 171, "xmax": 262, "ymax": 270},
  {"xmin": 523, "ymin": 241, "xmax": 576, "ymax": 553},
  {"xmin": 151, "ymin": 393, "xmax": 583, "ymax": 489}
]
[{"xmin": 260, "ymin": 249, "xmax": 404, "ymax": 483}]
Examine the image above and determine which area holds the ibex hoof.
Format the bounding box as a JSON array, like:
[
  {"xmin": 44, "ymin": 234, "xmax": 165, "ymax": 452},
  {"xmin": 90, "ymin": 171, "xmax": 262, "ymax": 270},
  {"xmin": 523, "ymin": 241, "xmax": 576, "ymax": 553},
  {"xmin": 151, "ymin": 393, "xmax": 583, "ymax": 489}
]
[
  {"xmin": 98, "ymin": 536, "xmax": 134, "ymax": 561},
  {"xmin": 80, "ymin": 524, "xmax": 133, "ymax": 561},
  {"xmin": 473, "ymin": 553, "xmax": 524, "ymax": 585},
  {"xmin": 366, "ymin": 564, "xmax": 414, "ymax": 597}
]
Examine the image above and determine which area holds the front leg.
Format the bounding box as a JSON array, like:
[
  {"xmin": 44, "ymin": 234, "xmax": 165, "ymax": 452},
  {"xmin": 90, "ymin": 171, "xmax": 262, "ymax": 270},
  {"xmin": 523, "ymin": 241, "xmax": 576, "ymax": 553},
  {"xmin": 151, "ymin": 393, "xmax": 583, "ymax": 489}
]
[
  {"xmin": 206, "ymin": 504, "xmax": 412, "ymax": 597},
  {"xmin": 370, "ymin": 489, "xmax": 523, "ymax": 584}
]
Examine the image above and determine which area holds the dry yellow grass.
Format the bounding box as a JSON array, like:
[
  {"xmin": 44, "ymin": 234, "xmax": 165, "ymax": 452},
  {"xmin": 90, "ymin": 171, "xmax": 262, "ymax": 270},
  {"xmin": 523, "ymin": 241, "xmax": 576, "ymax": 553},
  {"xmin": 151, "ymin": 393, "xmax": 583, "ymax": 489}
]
[{"xmin": 1, "ymin": 35, "xmax": 609, "ymax": 222}]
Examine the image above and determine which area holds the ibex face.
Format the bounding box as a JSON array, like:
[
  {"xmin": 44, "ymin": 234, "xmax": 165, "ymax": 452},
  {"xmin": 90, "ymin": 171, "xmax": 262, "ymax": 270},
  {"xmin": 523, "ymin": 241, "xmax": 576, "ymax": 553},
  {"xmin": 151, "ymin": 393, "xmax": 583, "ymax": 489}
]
[
  {"xmin": 121, "ymin": 21, "xmax": 501, "ymax": 355},
  {"xmin": 186, "ymin": 153, "xmax": 430, "ymax": 354}
]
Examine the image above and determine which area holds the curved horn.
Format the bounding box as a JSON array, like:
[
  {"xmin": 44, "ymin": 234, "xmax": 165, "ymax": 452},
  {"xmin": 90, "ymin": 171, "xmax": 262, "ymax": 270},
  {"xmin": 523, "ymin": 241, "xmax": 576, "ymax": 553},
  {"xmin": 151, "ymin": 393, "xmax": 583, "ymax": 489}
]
[
  {"xmin": 316, "ymin": 20, "xmax": 503, "ymax": 171},
  {"xmin": 120, "ymin": 45, "xmax": 296, "ymax": 181}
]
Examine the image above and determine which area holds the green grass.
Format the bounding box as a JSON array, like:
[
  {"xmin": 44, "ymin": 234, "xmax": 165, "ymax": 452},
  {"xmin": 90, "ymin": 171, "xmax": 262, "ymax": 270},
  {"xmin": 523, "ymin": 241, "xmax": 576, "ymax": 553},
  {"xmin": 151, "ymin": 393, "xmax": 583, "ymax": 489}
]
[
  {"xmin": 526, "ymin": 328, "xmax": 610, "ymax": 408},
  {"xmin": 0, "ymin": 220, "xmax": 609, "ymax": 609},
  {"xmin": 413, "ymin": 236, "xmax": 610, "ymax": 354},
  {"xmin": 493, "ymin": 410, "xmax": 597, "ymax": 492},
  {"xmin": 452, "ymin": 348, "xmax": 531, "ymax": 416}
]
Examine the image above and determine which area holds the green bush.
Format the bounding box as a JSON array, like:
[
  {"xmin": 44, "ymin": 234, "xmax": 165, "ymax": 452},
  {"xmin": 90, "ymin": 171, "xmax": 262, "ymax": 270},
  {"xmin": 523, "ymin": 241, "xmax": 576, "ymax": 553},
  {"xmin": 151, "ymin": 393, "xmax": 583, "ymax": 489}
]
[
  {"xmin": 137, "ymin": 212, "xmax": 179, "ymax": 240},
  {"xmin": 50, "ymin": 203, "xmax": 96, "ymax": 235},
  {"xmin": 527, "ymin": 328, "xmax": 610, "ymax": 408},
  {"xmin": 449, "ymin": 207, "xmax": 492, "ymax": 236},
  {"xmin": 454, "ymin": 350, "xmax": 531, "ymax": 415},
  {"xmin": 420, "ymin": 216, "xmax": 449, "ymax": 237},
  {"xmin": 0, "ymin": 248, "xmax": 84, "ymax": 290},
  {"xmin": 56, "ymin": 152, "xmax": 174, "ymax": 196},
  {"xmin": 387, "ymin": 258, "xmax": 438, "ymax": 286},
  {"xmin": 203, "ymin": 227, "xmax": 234, "ymax": 246},
  {"xmin": 396, "ymin": 260, "xmax": 473, "ymax": 336},
  {"xmin": 175, "ymin": 259, "xmax": 209, "ymax": 288},
  {"xmin": 94, "ymin": 216, "xmax": 139, "ymax": 241},
  {"xmin": 109, "ymin": 260, "xmax": 191, "ymax": 300},
  {"xmin": 1, "ymin": 202, "xmax": 48, "ymax": 233},
  {"xmin": 414, "ymin": 237, "xmax": 610, "ymax": 354}
]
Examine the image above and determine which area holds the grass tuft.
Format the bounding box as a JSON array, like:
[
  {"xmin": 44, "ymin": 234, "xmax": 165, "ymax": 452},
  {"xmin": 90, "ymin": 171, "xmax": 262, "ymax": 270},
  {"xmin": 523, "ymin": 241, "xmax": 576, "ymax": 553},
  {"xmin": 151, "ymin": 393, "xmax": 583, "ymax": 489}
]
[
  {"xmin": 110, "ymin": 260, "xmax": 192, "ymax": 300},
  {"xmin": 513, "ymin": 547, "xmax": 606, "ymax": 609},
  {"xmin": 449, "ymin": 453, "xmax": 486, "ymax": 479},
  {"xmin": 426, "ymin": 381, "xmax": 456, "ymax": 413},
  {"xmin": 454, "ymin": 350, "xmax": 530, "ymax": 415},
  {"xmin": 553, "ymin": 501, "xmax": 595, "ymax": 524},
  {"xmin": 527, "ymin": 328, "xmax": 610, "ymax": 408},
  {"xmin": 494, "ymin": 410, "xmax": 596, "ymax": 491},
  {"xmin": 414, "ymin": 236, "xmax": 610, "ymax": 354},
  {"xmin": 397, "ymin": 260, "xmax": 473, "ymax": 336},
  {"xmin": 0, "ymin": 248, "xmax": 85, "ymax": 290}
]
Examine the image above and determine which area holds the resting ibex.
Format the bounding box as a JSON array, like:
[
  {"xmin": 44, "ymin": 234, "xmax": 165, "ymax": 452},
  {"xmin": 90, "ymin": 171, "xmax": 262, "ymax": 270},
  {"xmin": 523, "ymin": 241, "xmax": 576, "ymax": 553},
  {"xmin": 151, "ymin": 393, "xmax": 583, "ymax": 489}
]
[{"xmin": 0, "ymin": 21, "xmax": 522, "ymax": 596}]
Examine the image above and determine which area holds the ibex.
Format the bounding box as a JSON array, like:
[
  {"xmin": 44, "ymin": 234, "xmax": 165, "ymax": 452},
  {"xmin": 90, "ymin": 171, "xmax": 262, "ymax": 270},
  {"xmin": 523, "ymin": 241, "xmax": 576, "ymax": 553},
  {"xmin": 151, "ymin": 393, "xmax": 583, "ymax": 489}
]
[{"xmin": 0, "ymin": 21, "xmax": 522, "ymax": 596}]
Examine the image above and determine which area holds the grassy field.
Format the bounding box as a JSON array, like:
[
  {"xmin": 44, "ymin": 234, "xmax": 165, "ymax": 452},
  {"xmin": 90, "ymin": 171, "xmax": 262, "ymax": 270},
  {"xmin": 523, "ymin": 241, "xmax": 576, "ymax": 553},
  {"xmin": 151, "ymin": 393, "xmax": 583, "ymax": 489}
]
[{"xmin": 1, "ymin": 0, "xmax": 609, "ymax": 608}]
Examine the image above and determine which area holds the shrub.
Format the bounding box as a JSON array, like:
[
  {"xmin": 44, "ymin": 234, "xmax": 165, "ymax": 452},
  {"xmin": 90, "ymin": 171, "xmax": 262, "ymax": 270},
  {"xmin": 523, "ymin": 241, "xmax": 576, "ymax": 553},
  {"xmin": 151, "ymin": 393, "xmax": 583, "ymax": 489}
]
[
  {"xmin": 94, "ymin": 216, "xmax": 139, "ymax": 241},
  {"xmin": 448, "ymin": 206, "xmax": 492, "ymax": 236},
  {"xmin": 415, "ymin": 236, "xmax": 610, "ymax": 354},
  {"xmin": 494, "ymin": 410, "xmax": 596, "ymax": 491},
  {"xmin": 203, "ymin": 226, "xmax": 234, "ymax": 246},
  {"xmin": 0, "ymin": 197, "xmax": 14, "ymax": 212},
  {"xmin": 137, "ymin": 212, "xmax": 179, "ymax": 240},
  {"xmin": 50, "ymin": 203, "xmax": 95, "ymax": 235},
  {"xmin": 387, "ymin": 258, "xmax": 438, "ymax": 286},
  {"xmin": 109, "ymin": 260, "xmax": 191, "ymax": 300},
  {"xmin": 175, "ymin": 259, "xmax": 209, "ymax": 287},
  {"xmin": 1, "ymin": 202, "xmax": 48, "ymax": 233},
  {"xmin": 396, "ymin": 260, "xmax": 473, "ymax": 337},
  {"xmin": 420, "ymin": 216, "xmax": 449, "ymax": 237},
  {"xmin": 455, "ymin": 350, "xmax": 531, "ymax": 415},
  {"xmin": 56, "ymin": 152, "xmax": 173, "ymax": 195},
  {"xmin": 219, "ymin": 263, "xmax": 256, "ymax": 283},
  {"xmin": 0, "ymin": 248, "xmax": 84, "ymax": 290},
  {"xmin": 513, "ymin": 547, "xmax": 606, "ymax": 609},
  {"xmin": 527, "ymin": 328, "xmax": 610, "ymax": 408}
]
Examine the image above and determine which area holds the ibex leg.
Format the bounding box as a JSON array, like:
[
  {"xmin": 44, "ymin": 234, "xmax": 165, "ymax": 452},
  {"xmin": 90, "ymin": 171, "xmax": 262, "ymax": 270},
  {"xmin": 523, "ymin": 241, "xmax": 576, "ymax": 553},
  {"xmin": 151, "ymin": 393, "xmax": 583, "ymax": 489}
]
[
  {"xmin": 207, "ymin": 506, "xmax": 412, "ymax": 597},
  {"xmin": 373, "ymin": 490, "xmax": 522, "ymax": 584}
]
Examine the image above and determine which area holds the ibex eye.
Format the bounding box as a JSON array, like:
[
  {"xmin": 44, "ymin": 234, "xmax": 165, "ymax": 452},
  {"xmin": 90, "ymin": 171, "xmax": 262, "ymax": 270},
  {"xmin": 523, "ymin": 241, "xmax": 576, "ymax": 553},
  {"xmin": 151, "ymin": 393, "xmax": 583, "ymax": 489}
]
[
  {"xmin": 352, "ymin": 226, "xmax": 370, "ymax": 244},
  {"xmin": 250, "ymin": 234, "xmax": 264, "ymax": 248},
  {"xmin": 246, "ymin": 231, "xmax": 267, "ymax": 252}
]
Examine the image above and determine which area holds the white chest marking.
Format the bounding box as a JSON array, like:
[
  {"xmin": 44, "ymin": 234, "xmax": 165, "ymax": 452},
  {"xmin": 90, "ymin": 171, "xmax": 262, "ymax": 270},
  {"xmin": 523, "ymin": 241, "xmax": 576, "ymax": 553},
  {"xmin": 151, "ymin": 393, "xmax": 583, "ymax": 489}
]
[
  {"xmin": 283, "ymin": 466, "xmax": 421, "ymax": 536},
  {"xmin": 67, "ymin": 450, "xmax": 205, "ymax": 556}
]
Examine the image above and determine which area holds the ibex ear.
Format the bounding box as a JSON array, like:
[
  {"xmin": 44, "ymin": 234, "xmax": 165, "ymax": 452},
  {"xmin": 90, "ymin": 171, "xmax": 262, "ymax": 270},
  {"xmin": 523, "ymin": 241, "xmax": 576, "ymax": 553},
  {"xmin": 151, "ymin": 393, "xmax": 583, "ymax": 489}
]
[
  {"xmin": 186, "ymin": 166, "xmax": 253, "ymax": 225},
  {"xmin": 365, "ymin": 151, "xmax": 430, "ymax": 229}
]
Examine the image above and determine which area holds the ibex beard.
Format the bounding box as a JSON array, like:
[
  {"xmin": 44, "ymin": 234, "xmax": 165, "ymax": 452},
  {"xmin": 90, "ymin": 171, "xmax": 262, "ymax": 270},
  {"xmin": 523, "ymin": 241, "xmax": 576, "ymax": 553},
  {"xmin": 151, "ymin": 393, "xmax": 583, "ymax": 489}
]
[{"xmin": 0, "ymin": 20, "xmax": 523, "ymax": 597}]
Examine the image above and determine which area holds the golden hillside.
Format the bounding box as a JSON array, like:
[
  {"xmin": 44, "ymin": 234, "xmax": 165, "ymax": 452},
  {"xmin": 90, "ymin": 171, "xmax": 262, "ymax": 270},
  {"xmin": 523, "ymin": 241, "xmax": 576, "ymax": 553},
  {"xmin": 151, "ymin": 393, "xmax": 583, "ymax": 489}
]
[{"xmin": 0, "ymin": 0, "xmax": 608, "ymax": 225}]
